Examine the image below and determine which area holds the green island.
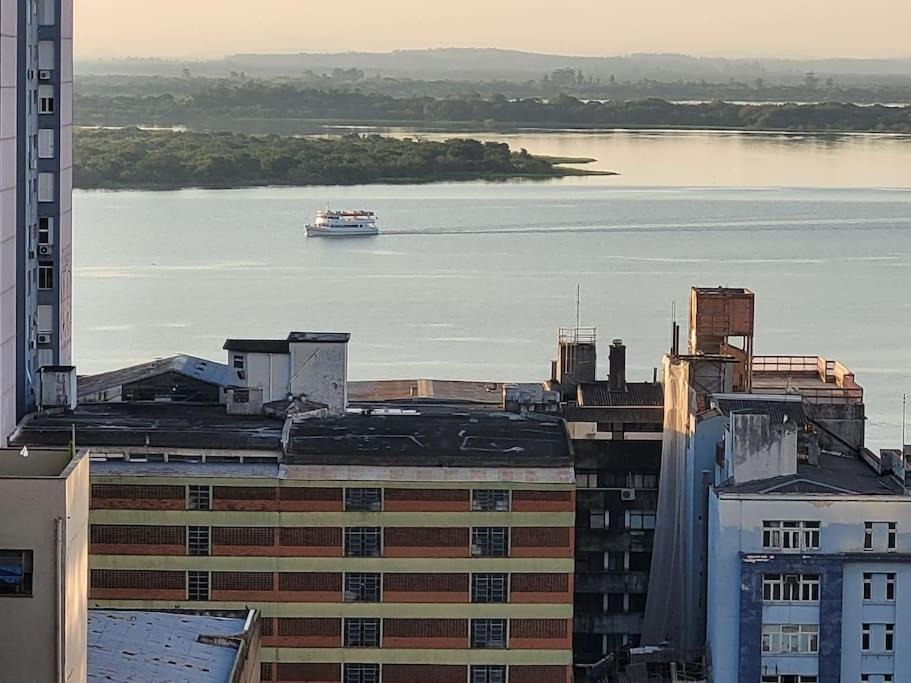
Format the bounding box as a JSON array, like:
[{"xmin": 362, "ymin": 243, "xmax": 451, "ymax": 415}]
[{"xmin": 74, "ymin": 128, "xmax": 609, "ymax": 190}]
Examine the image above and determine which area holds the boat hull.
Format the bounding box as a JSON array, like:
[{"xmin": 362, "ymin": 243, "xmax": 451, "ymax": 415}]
[{"xmin": 306, "ymin": 225, "xmax": 379, "ymax": 237}]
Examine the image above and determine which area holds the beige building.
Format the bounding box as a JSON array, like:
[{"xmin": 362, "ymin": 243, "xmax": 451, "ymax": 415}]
[{"xmin": 0, "ymin": 446, "xmax": 89, "ymax": 683}]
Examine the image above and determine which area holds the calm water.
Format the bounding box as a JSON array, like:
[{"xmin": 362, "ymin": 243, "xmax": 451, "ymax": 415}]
[{"xmin": 73, "ymin": 130, "xmax": 911, "ymax": 448}]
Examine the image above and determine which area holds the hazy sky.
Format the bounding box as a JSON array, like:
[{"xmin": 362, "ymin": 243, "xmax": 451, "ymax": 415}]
[{"xmin": 77, "ymin": 0, "xmax": 911, "ymax": 60}]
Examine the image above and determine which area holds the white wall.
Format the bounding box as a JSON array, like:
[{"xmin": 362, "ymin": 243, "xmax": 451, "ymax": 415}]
[
  {"xmin": 288, "ymin": 340, "xmax": 346, "ymax": 410},
  {"xmin": 727, "ymin": 413, "xmax": 798, "ymax": 484}
]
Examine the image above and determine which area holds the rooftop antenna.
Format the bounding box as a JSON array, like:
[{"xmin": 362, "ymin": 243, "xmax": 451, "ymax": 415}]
[
  {"xmin": 575, "ymin": 284, "xmax": 582, "ymax": 332},
  {"xmin": 903, "ymin": 392, "xmax": 908, "ymax": 451}
]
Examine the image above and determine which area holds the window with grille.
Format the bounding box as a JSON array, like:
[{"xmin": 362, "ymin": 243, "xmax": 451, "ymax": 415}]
[
  {"xmin": 344, "ymin": 664, "xmax": 379, "ymax": 683},
  {"xmin": 472, "ymin": 574, "xmax": 507, "ymax": 603},
  {"xmin": 471, "ymin": 619, "xmax": 506, "ymax": 649},
  {"xmin": 187, "ymin": 485, "xmax": 211, "ymax": 511},
  {"xmin": 188, "ymin": 571, "xmax": 209, "ymax": 601},
  {"xmin": 345, "ymin": 528, "xmax": 381, "ymax": 557},
  {"xmin": 762, "ymin": 574, "xmax": 819, "ymax": 602},
  {"xmin": 345, "ymin": 488, "xmax": 382, "ymax": 511},
  {"xmin": 187, "ymin": 526, "xmax": 210, "ymax": 556},
  {"xmin": 472, "ymin": 527, "xmax": 508, "ymax": 557},
  {"xmin": 345, "ymin": 573, "xmax": 380, "ymax": 602},
  {"xmin": 471, "ymin": 665, "xmax": 506, "ymax": 683},
  {"xmin": 761, "ymin": 624, "xmax": 819, "ymax": 654},
  {"xmin": 0, "ymin": 550, "xmax": 33, "ymax": 596},
  {"xmin": 344, "ymin": 618, "xmax": 380, "ymax": 647},
  {"xmin": 762, "ymin": 521, "xmax": 820, "ymax": 551},
  {"xmin": 472, "ymin": 489, "xmax": 510, "ymax": 511}
]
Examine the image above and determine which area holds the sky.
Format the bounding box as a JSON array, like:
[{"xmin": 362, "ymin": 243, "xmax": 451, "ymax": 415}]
[{"xmin": 76, "ymin": 0, "xmax": 911, "ymax": 61}]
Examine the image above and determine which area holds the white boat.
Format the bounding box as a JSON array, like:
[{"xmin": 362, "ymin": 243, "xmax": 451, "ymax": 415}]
[{"xmin": 306, "ymin": 209, "xmax": 379, "ymax": 236}]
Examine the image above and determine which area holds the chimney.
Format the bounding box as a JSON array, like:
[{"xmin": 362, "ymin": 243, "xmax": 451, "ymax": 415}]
[{"xmin": 609, "ymin": 339, "xmax": 626, "ymax": 391}]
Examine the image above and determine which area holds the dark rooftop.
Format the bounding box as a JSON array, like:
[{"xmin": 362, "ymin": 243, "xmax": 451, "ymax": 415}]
[
  {"xmin": 578, "ymin": 382, "xmax": 664, "ymax": 408},
  {"xmin": 717, "ymin": 453, "xmax": 904, "ymax": 496},
  {"xmin": 78, "ymin": 355, "xmax": 242, "ymax": 399},
  {"xmin": 224, "ymin": 331, "xmax": 350, "ymax": 353},
  {"xmin": 712, "ymin": 395, "xmax": 807, "ymax": 426},
  {"xmin": 10, "ymin": 403, "xmax": 284, "ymax": 451},
  {"xmin": 284, "ymin": 411, "xmax": 572, "ymax": 468}
]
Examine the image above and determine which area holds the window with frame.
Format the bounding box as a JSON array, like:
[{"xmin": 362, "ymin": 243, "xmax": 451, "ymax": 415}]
[
  {"xmin": 576, "ymin": 471, "xmax": 598, "ymax": 488},
  {"xmin": 344, "ymin": 618, "xmax": 380, "ymax": 647},
  {"xmin": 471, "ymin": 619, "xmax": 506, "ymax": 649},
  {"xmin": 38, "ymin": 216, "xmax": 53, "ymax": 245},
  {"xmin": 885, "ymin": 624, "xmax": 894, "ymax": 652},
  {"xmin": 38, "ymin": 85, "xmax": 54, "ymax": 113},
  {"xmin": 187, "ymin": 526, "xmax": 210, "ymax": 556},
  {"xmin": 863, "ymin": 572, "xmax": 896, "ymax": 602},
  {"xmin": 471, "ymin": 665, "xmax": 506, "ymax": 683},
  {"xmin": 761, "ymin": 624, "xmax": 819, "ymax": 654},
  {"xmin": 628, "ymin": 473, "xmax": 659, "ymax": 489},
  {"xmin": 38, "ymin": 262, "xmax": 53, "ymax": 290},
  {"xmin": 762, "ymin": 574, "xmax": 819, "ymax": 602},
  {"xmin": 0, "ymin": 550, "xmax": 34, "ymax": 596},
  {"xmin": 472, "ymin": 573, "xmax": 507, "ymax": 603},
  {"xmin": 231, "ymin": 353, "xmax": 244, "ymax": 369},
  {"xmin": 626, "ymin": 510, "xmax": 656, "ymax": 530},
  {"xmin": 471, "ymin": 527, "xmax": 508, "ymax": 557},
  {"xmin": 605, "ymin": 551, "xmax": 625, "ymax": 571},
  {"xmin": 760, "ymin": 677, "xmax": 817, "ymax": 683},
  {"xmin": 188, "ymin": 571, "xmax": 209, "ymax": 601},
  {"xmin": 762, "ymin": 521, "xmax": 820, "ymax": 551},
  {"xmin": 345, "ymin": 488, "xmax": 382, "ymax": 512},
  {"xmin": 345, "ymin": 527, "xmax": 381, "ymax": 557},
  {"xmin": 187, "ymin": 485, "xmax": 211, "ymax": 511},
  {"xmin": 861, "ymin": 676, "xmax": 895, "ymax": 683},
  {"xmin": 590, "ymin": 509, "xmax": 608, "ymax": 529},
  {"xmin": 344, "ymin": 573, "xmax": 380, "ymax": 602},
  {"xmin": 472, "ymin": 489, "xmax": 510, "ymax": 511},
  {"xmin": 343, "ymin": 664, "xmax": 379, "ymax": 683},
  {"xmin": 888, "ymin": 523, "xmax": 897, "ymax": 551}
]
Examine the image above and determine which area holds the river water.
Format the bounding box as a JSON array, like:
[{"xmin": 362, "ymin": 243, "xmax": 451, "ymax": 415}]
[{"xmin": 73, "ymin": 129, "xmax": 911, "ymax": 448}]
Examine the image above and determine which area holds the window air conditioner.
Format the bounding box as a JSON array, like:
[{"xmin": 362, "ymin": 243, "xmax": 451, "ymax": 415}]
[
  {"xmin": 38, "ymin": 245, "xmax": 52, "ymax": 256},
  {"xmin": 38, "ymin": 70, "xmax": 52, "ymax": 81},
  {"xmin": 37, "ymin": 333, "xmax": 51, "ymax": 345},
  {"xmin": 621, "ymin": 488, "xmax": 637, "ymax": 501}
]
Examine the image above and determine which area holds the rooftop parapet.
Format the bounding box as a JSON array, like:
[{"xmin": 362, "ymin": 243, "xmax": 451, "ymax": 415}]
[{"xmin": 752, "ymin": 355, "xmax": 864, "ymax": 405}]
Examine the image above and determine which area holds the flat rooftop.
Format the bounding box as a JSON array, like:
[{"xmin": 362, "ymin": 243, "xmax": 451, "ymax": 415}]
[
  {"xmin": 752, "ymin": 355, "xmax": 863, "ymax": 404},
  {"xmin": 88, "ymin": 610, "xmax": 249, "ymax": 683},
  {"xmin": 0, "ymin": 447, "xmax": 83, "ymax": 478},
  {"xmin": 348, "ymin": 379, "xmax": 505, "ymax": 407},
  {"xmin": 10, "ymin": 404, "xmax": 284, "ymax": 451},
  {"xmin": 285, "ymin": 411, "xmax": 572, "ymax": 468}
]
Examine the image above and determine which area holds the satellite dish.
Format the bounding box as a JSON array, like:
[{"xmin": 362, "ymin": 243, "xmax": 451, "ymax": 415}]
[{"xmin": 19, "ymin": 446, "xmax": 29, "ymax": 458}]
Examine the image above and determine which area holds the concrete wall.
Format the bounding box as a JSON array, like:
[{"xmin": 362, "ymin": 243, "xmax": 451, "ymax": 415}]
[
  {"xmin": 0, "ymin": 0, "xmax": 17, "ymax": 445},
  {"xmin": 242, "ymin": 352, "xmax": 290, "ymax": 403},
  {"xmin": 64, "ymin": 451, "xmax": 88, "ymax": 683},
  {"xmin": 726, "ymin": 413, "xmax": 797, "ymax": 484},
  {"xmin": 288, "ymin": 340, "xmax": 346, "ymax": 411}
]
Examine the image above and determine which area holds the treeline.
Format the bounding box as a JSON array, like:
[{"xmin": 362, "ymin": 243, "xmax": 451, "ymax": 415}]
[
  {"xmin": 74, "ymin": 128, "xmax": 588, "ymax": 190},
  {"xmin": 76, "ymin": 85, "xmax": 911, "ymax": 132}
]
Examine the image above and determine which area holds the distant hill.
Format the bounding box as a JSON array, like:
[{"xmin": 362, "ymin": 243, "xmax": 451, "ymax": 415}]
[{"xmin": 77, "ymin": 48, "xmax": 911, "ymax": 85}]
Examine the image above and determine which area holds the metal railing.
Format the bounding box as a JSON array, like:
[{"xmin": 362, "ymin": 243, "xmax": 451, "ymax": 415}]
[{"xmin": 559, "ymin": 326, "xmax": 597, "ymax": 344}]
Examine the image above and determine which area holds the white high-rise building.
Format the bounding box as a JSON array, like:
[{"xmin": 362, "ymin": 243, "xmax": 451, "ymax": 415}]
[{"xmin": 0, "ymin": 0, "xmax": 73, "ymax": 445}]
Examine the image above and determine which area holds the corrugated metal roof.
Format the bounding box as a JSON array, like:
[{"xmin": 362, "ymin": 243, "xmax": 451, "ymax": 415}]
[
  {"xmin": 87, "ymin": 610, "xmax": 246, "ymax": 682},
  {"xmin": 78, "ymin": 355, "xmax": 242, "ymax": 399},
  {"xmin": 578, "ymin": 382, "xmax": 664, "ymax": 407},
  {"xmin": 713, "ymin": 395, "xmax": 807, "ymax": 425}
]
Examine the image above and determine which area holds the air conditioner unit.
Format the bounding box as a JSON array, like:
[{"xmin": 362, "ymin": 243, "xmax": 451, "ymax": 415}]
[
  {"xmin": 36, "ymin": 333, "xmax": 51, "ymax": 345},
  {"xmin": 38, "ymin": 70, "xmax": 52, "ymax": 81},
  {"xmin": 620, "ymin": 488, "xmax": 637, "ymax": 501},
  {"xmin": 38, "ymin": 245, "xmax": 52, "ymax": 256}
]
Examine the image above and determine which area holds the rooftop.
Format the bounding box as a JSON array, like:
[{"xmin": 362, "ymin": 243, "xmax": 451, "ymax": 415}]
[
  {"xmin": 78, "ymin": 354, "xmax": 243, "ymax": 399},
  {"xmin": 711, "ymin": 393, "xmax": 807, "ymax": 426},
  {"xmin": 223, "ymin": 331, "xmax": 350, "ymax": 354},
  {"xmin": 348, "ymin": 379, "xmax": 504, "ymax": 407},
  {"xmin": 285, "ymin": 410, "xmax": 572, "ymax": 468},
  {"xmin": 578, "ymin": 381, "xmax": 664, "ymax": 408},
  {"xmin": 88, "ymin": 610, "xmax": 252, "ymax": 683},
  {"xmin": 0, "ymin": 447, "xmax": 85, "ymax": 478},
  {"xmin": 10, "ymin": 404, "xmax": 284, "ymax": 451},
  {"xmin": 751, "ymin": 355, "xmax": 863, "ymax": 404},
  {"xmin": 717, "ymin": 452, "xmax": 904, "ymax": 496}
]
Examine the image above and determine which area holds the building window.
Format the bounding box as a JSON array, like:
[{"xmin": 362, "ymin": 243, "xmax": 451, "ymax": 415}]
[
  {"xmin": 187, "ymin": 526, "xmax": 210, "ymax": 556},
  {"xmin": 761, "ymin": 677, "xmax": 817, "ymax": 683},
  {"xmin": 471, "ymin": 619, "xmax": 506, "ymax": 649},
  {"xmin": 762, "ymin": 574, "xmax": 819, "ymax": 602},
  {"xmin": 344, "ymin": 528, "xmax": 381, "ymax": 557},
  {"xmin": 472, "ymin": 573, "xmax": 507, "ymax": 603},
  {"xmin": 37, "ymin": 0, "xmax": 55, "ymax": 25},
  {"xmin": 761, "ymin": 624, "xmax": 819, "ymax": 654},
  {"xmin": 864, "ymin": 572, "xmax": 896, "ymax": 602},
  {"xmin": 472, "ymin": 489, "xmax": 510, "ymax": 511},
  {"xmin": 187, "ymin": 485, "xmax": 211, "ymax": 511},
  {"xmin": 343, "ymin": 664, "xmax": 379, "ymax": 683},
  {"xmin": 626, "ymin": 510, "xmax": 656, "ymax": 530},
  {"xmin": 471, "ymin": 665, "xmax": 506, "ymax": 683},
  {"xmin": 231, "ymin": 354, "xmax": 244, "ymax": 369},
  {"xmin": 865, "ymin": 522, "xmax": 874, "ymax": 550},
  {"xmin": 762, "ymin": 521, "xmax": 820, "ymax": 551},
  {"xmin": 344, "ymin": 618, "xmax": 380, "ymax": 647},
  {"xmin": 38, "ymin": 262, "xmax": 54, "ymax": 290},
  {"xmin": 38, "ymin": 85, "xmax": 54, "ymax": 113},
  {"xmin": 0, "ymin": 550, "xmax": 34, "ymax": 596},
  {"xmin": 38, "ymin": 217, "xmax": 53, "ymax": 245},
  {"xmin": 886, "ymin": 574, "xmax": 896, "ymax": 601},
  {"xmin": 590, "ymin": 509, "xmax": 608, "ymax": 529},
  {"xmin": 577, "ymin": 471, "xmax": 598, "ymax": 488},
  {"xmin": 187, "ymin": 571, "xmax": 209, "ymax": 601},
  {"xmin": 344, "ymin": 573, "xmax": 380, "ymax": 602},
  {"xmin": 888, "ymin": 523, "xmax": 897, "ymax": 551},
  {"xmin": 471, "ymin": 527, "xmax": 508, "ymax": 557},
  {"xmin": 865, "ymin": 521, "xmax": 898, "ymax": 551},
  {"xmin": 885, "ymin": 624, "xmax": 894, "ymax": 652},
  {"xmin": 37, "ymin": 129, "xmax": 54, "ymax": 158},
  {"xmin": 37, "ymin": 173, "xmax": 54, "ymax": 202},
  {"xmin": 345, "ymin": 488, "xmax": 382, "ymax": 512},
  {"xmin": 605, "ymin": 551, "xmax": 625, "ymax": 571},
  {"xmin": 628, "ymin": 473, "xmax": 659, "ymax": 489}
]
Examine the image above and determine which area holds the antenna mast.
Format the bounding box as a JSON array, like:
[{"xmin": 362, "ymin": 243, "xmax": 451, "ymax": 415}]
[
  {"xmin": 575, "ymin": 284, "xmax": 581, "ymax": 333},
  {"xmin": 903, "ymin": 392, "xmax": 907, "ymax": 450}
]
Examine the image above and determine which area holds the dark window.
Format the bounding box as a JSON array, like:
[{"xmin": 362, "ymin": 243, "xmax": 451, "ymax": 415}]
[
  {"xmin": 187, "ymin": 485, "xmax": 211, "ymax": 511},
  {"xmin": 187, "ymin": 526, "xmax": 210, "ymax": 556},
  {"xmin": 188, "ymin": 571, "xmax": 209, "ymax": 601},
  {"xmin": 345, "ymin": 488, "xmax": 382, "ymax": 512},
  {"xmin": 38, "ymin": 262, "xmax": 53, "ymax": 290},
  {"xmin": 628, "ymin": 552, "xmax": 651, "ymax": 572},
  {"xmin": 344, "ymin": 618, "xmax": 380, "ymax": 647},
  {"xmin": 0, "ymin": 550, "xmax": 33, "ymax": 596},
  {"xmin": 345, "ymin": 528, "xmax": 381, "ymax": 557},
  {"xmin": 472, "ymin": 489, "xmax": 510, "ymax": 511},
  {"xmin": 472, "ymin": 573, "xmax": 507, "ymax": 603},
  {"xmin": 888, "ymin": 523, "xmax": 897, "ymax": 551},
  {"xmin": 471, "ymin": 619, "xmax": 506, "ymax": 648},
  {"xmin": 232, "ymin": 354, "xmax": 245, "ymax": 369},
  {"xmin": 605, "ymin": 551, "xmax": 624, "ymax": 571},
  {"xmin": 864, "ymin": 522, "xmax": 874, "ymax": 550},
  {"xmin": 38, "ymin": 216, "xmax": 52, "ymax": 245},
  {"xmin": 471, "ymin": 665, "xmax": 506, "ymax": 683},
  {"xmin": 471, "ymin": 527, "xmax": 508, "ymax": 557},
  {"xmin": 344, "ymin": 664, "xmax": 379, "ymax": 683},
  {"xmin": 606, "ymin": 593, "xmax": 624, "ymax": 613},
  {"xmin": 345, "ymin": 573, "xmax": 380, "ymax": 602},
  {"xmin": 628, "ymin": 593, "xmax": 648, "ymax": 612}
]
